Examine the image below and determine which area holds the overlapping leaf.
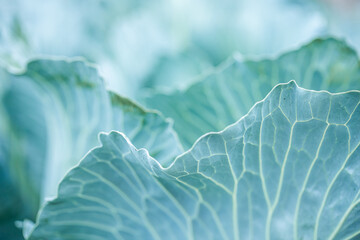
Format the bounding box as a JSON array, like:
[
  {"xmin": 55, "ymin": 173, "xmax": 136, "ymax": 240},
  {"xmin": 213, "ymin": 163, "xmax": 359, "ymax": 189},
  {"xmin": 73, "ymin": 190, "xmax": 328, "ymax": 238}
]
[
  {"xmin": 0, "ymin": 60, "xmax": 182, "ymax": 238},
  {"xmin": 145, "ymin": 38, "xmax": 360, "ymax": 148},
  {"xmin": 29, "ymin": 82, "xmax": 360, "ymax": 239}
]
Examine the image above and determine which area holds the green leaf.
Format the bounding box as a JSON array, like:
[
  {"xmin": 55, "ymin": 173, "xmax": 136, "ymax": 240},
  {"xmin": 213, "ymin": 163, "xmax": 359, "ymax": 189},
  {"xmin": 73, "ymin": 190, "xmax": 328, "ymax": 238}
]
[
  {"xmin": 145, "ymin": 38, "xmax": 360, "ymax": 149},
  {"xmin": 142, "ymin": 48, "xmax": 212, "ymax": 92},
  {"xmin": 0, "ymin": 68, "xmax": 28, "ymax": 240},
  {"xmin": 29, "ymin": 81, "xmax": 360, "ymax": 239},
  {"xmin": 0, "ymin": 59, "xmax": 182, "ymax": 237}
]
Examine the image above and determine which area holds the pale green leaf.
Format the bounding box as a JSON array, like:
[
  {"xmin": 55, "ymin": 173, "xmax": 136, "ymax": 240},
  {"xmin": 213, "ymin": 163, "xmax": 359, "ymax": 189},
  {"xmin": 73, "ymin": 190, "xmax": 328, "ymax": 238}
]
[
  {"xmin": 145, "ymin": 38, "xmax": 360, "ymax": 148},
  {"xmin": 29, "ymin": 81, "xmax": 360, "ymax": 240},
  {"xmin": 0, "ymin": 59, "xmax": 182, "ymax": 237}
]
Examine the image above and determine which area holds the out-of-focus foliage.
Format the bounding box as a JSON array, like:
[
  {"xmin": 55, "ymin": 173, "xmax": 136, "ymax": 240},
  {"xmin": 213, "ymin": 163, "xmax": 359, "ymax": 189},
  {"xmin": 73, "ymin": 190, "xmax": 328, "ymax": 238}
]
[
  {"xmin": 0, "ymin": 0, "xmax": 327, "ymax": 97},
  {"xmin": 145, "ymin": 38, "xmax": 360, "ymax": 148},
  {"xmin": 316, "ymin": 0, "xmax": 360, "ymax": 51},
  {"xmin": 0, "ymin": 59, "xmax": 182, "ymax": 239}
]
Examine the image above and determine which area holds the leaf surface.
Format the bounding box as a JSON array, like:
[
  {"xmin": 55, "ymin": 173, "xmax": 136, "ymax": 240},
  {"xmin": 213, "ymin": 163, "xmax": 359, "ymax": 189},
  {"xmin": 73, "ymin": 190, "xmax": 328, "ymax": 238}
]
[
  {"xmin": 145, "ymin": 38, "xmax": 360, "ymax": 148},
  {"xmin": 29, "ymin": 82, "xmax": 360, "ymax": 240}
]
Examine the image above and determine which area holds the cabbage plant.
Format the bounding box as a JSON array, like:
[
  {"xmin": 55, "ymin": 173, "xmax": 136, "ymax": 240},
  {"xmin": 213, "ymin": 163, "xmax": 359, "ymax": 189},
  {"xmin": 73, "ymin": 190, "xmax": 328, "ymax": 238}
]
[{"xmin": 1, "ymin": 37, "xmax": 359, "ymax": 239}]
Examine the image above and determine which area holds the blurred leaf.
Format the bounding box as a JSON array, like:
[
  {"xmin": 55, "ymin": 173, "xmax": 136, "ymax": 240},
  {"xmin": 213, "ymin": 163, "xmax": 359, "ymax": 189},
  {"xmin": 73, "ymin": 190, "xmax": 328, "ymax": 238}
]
[
  {"xmin": 145, "ymin": 38, "xmax": 360, "ymax": 148},
  {"xmin": 142, "ymin": 48, "xmax": 213, "ymax": 92},
  {"xmin": 0, "ymin": 0, "xmax": 326, "ymax": 97},
  {"xmin": 29, "ymin": 82, "xmax": 360, "ymax": 239},
  {"xmin": 0, "ymin": 59, "xmax": 182, "ymax": 238},
  {"xmin": 316, "ymin": 0, "xmax": 360, "ymax": 52}
]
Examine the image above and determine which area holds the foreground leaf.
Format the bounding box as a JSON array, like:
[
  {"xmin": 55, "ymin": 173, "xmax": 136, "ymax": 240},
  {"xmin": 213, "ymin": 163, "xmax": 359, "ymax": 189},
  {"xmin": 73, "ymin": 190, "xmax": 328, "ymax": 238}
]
[
  {"xmin": 30, "ymin": 81, "xmax": 360, "ymax": 239},
  {"xmin": 0, "ymin": 59, "xmax": 182, "ymax": 237},
  {"xmin": 145, "ymin": 38, "xmax": 360, "ymax": 148}
]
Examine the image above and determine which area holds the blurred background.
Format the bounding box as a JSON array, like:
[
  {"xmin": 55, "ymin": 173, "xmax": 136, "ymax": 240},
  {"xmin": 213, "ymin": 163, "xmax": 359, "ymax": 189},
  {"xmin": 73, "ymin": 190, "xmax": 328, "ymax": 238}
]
[{"xmin": 1, "ymin": 0, "xmax": 359, "ymax": 99}]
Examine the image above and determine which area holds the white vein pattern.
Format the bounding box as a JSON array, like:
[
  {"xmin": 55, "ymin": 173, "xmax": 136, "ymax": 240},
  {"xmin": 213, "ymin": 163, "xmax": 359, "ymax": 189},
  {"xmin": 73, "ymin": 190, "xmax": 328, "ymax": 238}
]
[{"xmin": 30, "ymin": 82, "xmax": 360, "ymax": 240}]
